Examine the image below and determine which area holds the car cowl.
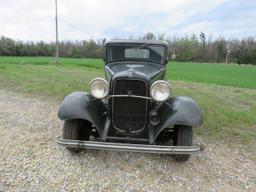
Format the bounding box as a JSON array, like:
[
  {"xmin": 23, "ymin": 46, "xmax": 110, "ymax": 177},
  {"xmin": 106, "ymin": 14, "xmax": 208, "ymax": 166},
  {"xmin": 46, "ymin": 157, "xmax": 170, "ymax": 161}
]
[{"xmin": 105, "ymin": 62, "xmax": 166, "ymax": 83}]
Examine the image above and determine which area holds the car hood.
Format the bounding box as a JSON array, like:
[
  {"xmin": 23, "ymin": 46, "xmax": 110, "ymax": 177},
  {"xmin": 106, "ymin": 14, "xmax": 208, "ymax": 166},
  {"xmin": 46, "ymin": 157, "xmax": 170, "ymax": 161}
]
[{"xmin": 105, "ymin": 62, "xmax": 166, "ymax": 83}]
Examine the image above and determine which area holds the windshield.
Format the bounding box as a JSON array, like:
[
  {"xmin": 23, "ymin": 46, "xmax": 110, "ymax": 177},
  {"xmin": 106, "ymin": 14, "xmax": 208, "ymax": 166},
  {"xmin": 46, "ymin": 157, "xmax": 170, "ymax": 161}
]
[{"xmin": 106, "ymin": 44, "xmax": 166, "ymax": 64}]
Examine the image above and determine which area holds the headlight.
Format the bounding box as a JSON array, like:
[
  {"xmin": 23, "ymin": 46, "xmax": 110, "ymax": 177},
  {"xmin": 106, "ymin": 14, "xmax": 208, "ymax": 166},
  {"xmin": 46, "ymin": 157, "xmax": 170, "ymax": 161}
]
[
  {"xmin": 150, "ymin": 80, "xmax": 171, "ymax": 102},
  {"xmin": 89, "ymin": 78, "xmax": 109, "ymax": 99}
]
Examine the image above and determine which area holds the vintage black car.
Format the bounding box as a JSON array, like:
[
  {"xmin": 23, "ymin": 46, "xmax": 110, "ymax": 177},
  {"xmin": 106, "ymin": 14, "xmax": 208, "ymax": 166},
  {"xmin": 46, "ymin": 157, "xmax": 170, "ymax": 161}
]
[{"xmin": 57, "ymin": 40, "xmax": 203, "ymax": 161}]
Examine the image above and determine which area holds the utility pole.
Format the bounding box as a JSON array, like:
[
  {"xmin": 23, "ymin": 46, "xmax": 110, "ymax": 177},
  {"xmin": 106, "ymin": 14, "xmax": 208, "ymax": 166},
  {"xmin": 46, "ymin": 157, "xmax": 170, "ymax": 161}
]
[
  {"xmin": 55, "ymin": 0, "xmax": 59, "ymax": 64},
  {"xmin": 171, "ymin": 36, "xmax": 177, "ymax": 60},
  {"xmin": 225, "ymin": 43, "xmax": 230, "ymax": 64}
]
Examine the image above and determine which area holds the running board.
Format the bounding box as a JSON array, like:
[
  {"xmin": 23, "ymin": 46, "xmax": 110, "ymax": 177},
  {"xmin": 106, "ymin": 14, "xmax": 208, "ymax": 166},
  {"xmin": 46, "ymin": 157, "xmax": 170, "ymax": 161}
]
[{"xmin": 57, "ymin": 137, "xmax": 200, "ymax": 154}]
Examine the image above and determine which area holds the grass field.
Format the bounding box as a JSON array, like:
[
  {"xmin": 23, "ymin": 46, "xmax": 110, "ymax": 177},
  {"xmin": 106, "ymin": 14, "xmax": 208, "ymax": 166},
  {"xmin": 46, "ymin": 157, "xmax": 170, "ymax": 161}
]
[
  {"xmin": 0, "ymin": 56, "xmax": 255, "ymax": 147},
  {"xmin": 1, "ymin": 56, "xmax": 256, "ymax": 89}
]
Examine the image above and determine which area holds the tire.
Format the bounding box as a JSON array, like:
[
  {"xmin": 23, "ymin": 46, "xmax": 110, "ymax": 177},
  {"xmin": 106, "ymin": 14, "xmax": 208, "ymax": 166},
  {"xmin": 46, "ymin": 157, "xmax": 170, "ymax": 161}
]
[
  {"xmin": 173, "ymin": 125, "xmax": 193, "ymax": 162},
  {"xmin": 63, "ymin": 119, "xmax": 91, "ymax": 153}
]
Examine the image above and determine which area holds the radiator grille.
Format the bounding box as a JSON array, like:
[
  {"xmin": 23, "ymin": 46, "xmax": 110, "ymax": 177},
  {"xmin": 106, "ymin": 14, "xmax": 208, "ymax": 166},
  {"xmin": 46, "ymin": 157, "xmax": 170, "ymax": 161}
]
[{"xmin": 112, "ymin": 79, "xmax": 148, "ymax": 132}]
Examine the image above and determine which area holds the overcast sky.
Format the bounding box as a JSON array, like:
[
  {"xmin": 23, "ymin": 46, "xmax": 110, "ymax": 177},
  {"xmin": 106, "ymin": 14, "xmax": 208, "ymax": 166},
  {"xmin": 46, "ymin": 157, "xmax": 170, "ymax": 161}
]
[{"xmin": 0, "ymin": 0, "xmax": 255, "ymax": 42}]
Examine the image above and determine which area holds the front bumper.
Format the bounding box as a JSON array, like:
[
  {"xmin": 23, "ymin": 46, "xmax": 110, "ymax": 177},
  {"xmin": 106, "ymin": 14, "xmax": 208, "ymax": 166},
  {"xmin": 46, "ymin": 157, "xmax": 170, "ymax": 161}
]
[{"xmin": 57, "ymin": 137, "xmax": 200, "ymax": 154}]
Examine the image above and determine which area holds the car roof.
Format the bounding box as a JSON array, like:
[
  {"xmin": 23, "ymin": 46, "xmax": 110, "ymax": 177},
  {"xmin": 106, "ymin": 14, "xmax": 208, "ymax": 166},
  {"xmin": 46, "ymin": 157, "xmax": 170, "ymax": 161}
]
[{"xmin": 105, "ymin": 39, "xmax": 169, "ymax": 48}]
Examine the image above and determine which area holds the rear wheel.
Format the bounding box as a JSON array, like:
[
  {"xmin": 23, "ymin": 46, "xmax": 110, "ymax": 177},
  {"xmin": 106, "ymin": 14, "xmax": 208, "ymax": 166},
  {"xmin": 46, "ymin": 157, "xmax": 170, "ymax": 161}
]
[
  {"xmin": 63, "ymin": 119, "xmax": 91, "ymax": 153},
  {"xmin": 173, "ymin": 125, "xmax": 193, "ymax": 162}
]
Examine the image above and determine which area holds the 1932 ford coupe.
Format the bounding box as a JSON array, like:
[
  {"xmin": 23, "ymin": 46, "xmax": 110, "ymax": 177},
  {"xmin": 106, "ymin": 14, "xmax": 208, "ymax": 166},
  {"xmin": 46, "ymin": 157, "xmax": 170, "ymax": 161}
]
[{"xmin": 57, "ymin": 40, "xmax": 203, "ymax": 161}]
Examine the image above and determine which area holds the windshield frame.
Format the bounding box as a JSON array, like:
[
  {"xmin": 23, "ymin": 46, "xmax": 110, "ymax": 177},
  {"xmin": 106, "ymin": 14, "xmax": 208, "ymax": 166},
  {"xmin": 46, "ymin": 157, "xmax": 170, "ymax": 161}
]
[{"xmin": 105, "ymin": 43, "xmax": 167, "ymax": 65}]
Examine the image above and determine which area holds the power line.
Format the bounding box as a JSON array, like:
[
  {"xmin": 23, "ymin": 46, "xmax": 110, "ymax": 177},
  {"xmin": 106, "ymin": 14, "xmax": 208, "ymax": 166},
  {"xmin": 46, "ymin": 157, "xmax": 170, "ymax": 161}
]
[{"xmin": 59, "ymin": 17, "xmax": 87, "ymax": 36}]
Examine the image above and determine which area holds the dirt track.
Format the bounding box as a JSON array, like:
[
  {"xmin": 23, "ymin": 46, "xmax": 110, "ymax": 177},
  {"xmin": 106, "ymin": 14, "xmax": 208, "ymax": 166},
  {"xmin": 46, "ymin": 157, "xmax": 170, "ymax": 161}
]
[{"xmin": 0, "ymin": 89, "xmax": 255, "ymax": 191}]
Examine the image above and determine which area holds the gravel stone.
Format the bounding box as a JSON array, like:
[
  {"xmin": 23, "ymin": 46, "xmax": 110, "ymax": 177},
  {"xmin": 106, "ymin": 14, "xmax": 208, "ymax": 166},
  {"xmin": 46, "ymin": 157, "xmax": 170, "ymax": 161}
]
[{"xmin": 0, "ymin": 89, "xmax": 255, "ymax": 191}]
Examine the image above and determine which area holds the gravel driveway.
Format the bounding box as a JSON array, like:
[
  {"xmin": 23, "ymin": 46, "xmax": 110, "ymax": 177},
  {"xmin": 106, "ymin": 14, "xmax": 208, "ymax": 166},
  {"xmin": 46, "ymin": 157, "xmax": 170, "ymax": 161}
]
[{"xmin": 0, "ymin": 89, "xmax": 255, "ymax": 192}]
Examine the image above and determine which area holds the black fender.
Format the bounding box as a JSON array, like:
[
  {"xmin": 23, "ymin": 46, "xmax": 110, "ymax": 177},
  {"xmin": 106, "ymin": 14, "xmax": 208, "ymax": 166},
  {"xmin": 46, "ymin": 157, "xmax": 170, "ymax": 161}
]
[
  {"xmin": 58, "ymin": 92, "xmax": 107, "ymax": 135},
  {"xmin": 154, "ymin": 96, "xmax": 203, "ymax": 140}
]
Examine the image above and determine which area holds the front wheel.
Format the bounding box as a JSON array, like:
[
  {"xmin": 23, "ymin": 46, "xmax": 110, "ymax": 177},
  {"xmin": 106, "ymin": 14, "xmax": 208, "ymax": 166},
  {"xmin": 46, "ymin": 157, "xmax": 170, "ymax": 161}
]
[
  {"xmin": 173, "ymin": 125, "xmax": 193, "ymax": 162},
  {"xmin": 63, "ymin": 119, "xmax": 91, "ymax": 153}
]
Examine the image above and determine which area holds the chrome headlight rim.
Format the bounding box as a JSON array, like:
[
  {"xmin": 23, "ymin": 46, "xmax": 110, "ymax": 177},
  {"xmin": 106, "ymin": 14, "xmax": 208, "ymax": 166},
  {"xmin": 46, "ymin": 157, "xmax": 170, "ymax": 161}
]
[
  {"xmin": 89, "ymin": 78, "xmax": 109, "ymax": 99},
  {"xmin": 150, "ymin": 80, "xmax": 171, "ymax": 102}
]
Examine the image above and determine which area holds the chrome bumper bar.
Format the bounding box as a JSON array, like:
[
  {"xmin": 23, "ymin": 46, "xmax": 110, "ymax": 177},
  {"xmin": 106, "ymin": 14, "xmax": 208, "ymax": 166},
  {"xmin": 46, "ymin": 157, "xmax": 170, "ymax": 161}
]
[{"xmin": 57, "ymin": 137, "xmax": 200, "ymax": 154}]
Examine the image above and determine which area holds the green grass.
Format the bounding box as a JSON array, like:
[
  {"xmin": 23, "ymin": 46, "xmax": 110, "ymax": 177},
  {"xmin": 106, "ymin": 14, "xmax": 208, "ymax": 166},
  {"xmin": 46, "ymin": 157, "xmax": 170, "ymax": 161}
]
[
  {"xmin": 0, "ymin": 56, "xmax": 103, "ymax": 68},
  {"xmin": 172, "ymin": 81, "xmax": 256, "ymax": 147},
  {"xmin": 167, "ymin": 62, "xmax": 256, "ymax": 89},
  {"xmin": 0, "ymin": 56, "xmax": 255, "ymax": 147},
  {"xmin": 1, "ymin": 56, "xmax": 255, "ymax": 89},
  {"xmin": 0, "ymin": 57, "xmax": 103, "ymax": 98}
]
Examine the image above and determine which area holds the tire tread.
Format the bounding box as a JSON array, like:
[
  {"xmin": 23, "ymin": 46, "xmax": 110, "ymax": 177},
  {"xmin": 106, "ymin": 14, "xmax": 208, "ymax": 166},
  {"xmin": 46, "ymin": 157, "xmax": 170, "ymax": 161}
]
[
  {"xmin": 63, "ymin": 119, "xmax": 91, "ymax": 153},
  {"xmin": 174, "ymin": 125, "xmax": 193, "ymax": 162}
]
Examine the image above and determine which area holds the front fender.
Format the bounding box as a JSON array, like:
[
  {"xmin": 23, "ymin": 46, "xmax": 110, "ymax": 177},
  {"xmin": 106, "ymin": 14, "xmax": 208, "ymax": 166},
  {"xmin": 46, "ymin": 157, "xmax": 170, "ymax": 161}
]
[
  {"xmin": 154, "ymin": 96, "xmax": 203, "ymax": 140},
  {"xmin": 58, "ymin": 92, "xmax": 107, "ymax": 134}
]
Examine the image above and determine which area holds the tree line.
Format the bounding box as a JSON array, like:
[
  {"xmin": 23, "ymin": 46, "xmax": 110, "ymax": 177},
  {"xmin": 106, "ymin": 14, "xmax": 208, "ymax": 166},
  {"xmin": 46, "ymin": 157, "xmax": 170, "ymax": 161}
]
[{"xmin": 0, "ymin": 32, "xmax": 256, "ymax": 65}]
